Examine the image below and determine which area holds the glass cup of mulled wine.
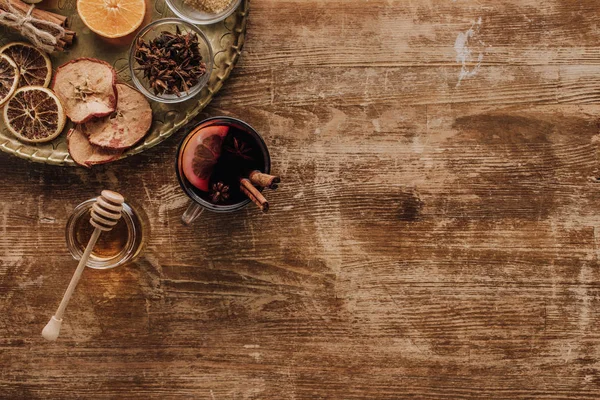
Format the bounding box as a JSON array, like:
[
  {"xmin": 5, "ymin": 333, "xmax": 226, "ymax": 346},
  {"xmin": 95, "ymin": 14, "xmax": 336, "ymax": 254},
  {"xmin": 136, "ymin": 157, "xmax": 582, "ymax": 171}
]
[{"xmin": 176, "ymin": 116, "xmax": 271, "ymax": 224}]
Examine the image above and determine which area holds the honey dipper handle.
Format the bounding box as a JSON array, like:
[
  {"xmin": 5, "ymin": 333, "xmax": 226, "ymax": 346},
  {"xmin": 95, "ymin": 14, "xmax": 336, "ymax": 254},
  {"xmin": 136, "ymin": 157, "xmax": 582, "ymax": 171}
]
[
  {"xmin": 42, "ymin": 228, "xmax": 102, "ymax": 341},
  {"xmin": 55, "ymin": 228, "xmax": 101, "ymax": 319}
]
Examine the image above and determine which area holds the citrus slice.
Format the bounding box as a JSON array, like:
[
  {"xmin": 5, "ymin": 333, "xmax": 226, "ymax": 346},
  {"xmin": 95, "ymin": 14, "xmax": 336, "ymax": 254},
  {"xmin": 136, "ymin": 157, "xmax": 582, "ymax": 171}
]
[
  {"xmin": 0, "ymin": 54, "xmax": 19, "ymax": 107},
  {"xmin": 0, "ymin": 42, "xmax": 52, "ymax": 88},
  {"xmin": 77, "ymin": 0, "xmax": 146, "ymax": 39},
  {"xmin": 3, "ymin": 86, "xmax": 66, "ymax": 143},
  {"xmin": 182, "ymin": 125, "xmax": 230, "ymax": 192}
]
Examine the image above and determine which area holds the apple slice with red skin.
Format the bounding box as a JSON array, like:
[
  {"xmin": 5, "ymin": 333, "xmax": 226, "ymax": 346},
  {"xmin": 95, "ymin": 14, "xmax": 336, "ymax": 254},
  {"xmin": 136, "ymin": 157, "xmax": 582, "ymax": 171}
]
[
  {"xmin": 182, "ymin": 125, "xmax": 229, "ymax": 192},
  {"xmin": 68, "ymin": 127, "xmax": 122, "ymax": 167},
  {"xmin": 52, "ymin": 58, "xmax": 117, "ymax": 124}
]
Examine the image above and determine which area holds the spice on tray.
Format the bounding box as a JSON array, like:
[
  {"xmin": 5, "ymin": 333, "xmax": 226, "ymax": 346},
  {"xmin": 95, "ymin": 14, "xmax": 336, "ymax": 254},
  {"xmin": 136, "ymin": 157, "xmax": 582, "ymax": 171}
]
[
  {"xmin": 183, "ymin": 0, "xmax": 232, "ymax": 14},
  {"xmin": 134, "ymin": 28, "xmax": 207, "ymax": 96},
  {"xmin": 0, "ymin": 0, "xmax": 76, "ymax": 53}
]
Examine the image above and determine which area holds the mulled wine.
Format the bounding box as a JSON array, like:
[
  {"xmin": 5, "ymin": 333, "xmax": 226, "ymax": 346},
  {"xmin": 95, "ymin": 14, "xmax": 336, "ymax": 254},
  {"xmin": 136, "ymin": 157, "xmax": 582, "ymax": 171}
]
[{"xmin": 176, "ymin": 117, "xmax": 271, "ymax": 216}]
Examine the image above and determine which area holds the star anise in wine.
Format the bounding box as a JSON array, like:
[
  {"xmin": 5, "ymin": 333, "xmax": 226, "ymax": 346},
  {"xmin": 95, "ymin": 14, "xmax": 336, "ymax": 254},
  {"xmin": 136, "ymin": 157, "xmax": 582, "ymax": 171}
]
[
  {"xmin": 210, "ymin": 182, "xmax": 230, "ymax": 203},
  {"xmin": 226, "ymin": 137, "xmax": 252, "ymax": 160}
]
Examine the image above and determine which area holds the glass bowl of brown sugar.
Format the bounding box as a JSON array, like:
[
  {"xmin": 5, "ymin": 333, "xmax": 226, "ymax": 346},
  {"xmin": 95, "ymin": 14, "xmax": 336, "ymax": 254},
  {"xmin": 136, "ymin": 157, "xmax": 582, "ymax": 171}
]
[
  {"xmin": 165, "ymin": 0, "xmax": 241, "ymax": 25},
  {"xmin": 129, "ymin": 18, "xmax": 214, "ymax": 104}
]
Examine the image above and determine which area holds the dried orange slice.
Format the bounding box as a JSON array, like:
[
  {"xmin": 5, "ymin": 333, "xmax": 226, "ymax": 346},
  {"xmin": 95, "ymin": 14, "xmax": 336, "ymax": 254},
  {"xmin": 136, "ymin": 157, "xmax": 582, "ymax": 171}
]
[
  {"xmin": 0, "ymin": 54, "xmax": 19, "ymax": 107},
  {"xmin": 77, "ymin": 0, "xmax": 146, "ymax": 39},
  {"xmin": 3, "ymin": 86, "xmax": 66, "ymax": 143},
  {"xmin": 0, "ymin": 42, "xmax": 52, "ymax": 88}
]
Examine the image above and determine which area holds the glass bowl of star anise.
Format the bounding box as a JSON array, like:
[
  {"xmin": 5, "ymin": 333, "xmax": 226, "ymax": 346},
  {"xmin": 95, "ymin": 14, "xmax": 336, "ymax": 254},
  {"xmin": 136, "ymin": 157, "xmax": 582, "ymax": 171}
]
[{"xmin": 129, "ymin": 18, "xmax": 214, "ymax": 104}]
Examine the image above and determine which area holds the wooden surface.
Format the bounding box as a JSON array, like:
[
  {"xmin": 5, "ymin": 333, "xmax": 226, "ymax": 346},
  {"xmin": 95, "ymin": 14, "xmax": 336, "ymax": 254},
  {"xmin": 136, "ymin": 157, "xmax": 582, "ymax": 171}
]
[{"xmin": 2, "ymin": 0, "xmax": 600, "ymax": 398}]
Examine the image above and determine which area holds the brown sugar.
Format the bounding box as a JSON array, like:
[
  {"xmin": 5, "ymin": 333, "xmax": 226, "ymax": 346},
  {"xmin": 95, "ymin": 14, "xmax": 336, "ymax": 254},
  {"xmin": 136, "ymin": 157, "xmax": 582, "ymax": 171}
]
[{"xmin": 184, "ymin": 0, "xmax": 232, "ymax": 13}]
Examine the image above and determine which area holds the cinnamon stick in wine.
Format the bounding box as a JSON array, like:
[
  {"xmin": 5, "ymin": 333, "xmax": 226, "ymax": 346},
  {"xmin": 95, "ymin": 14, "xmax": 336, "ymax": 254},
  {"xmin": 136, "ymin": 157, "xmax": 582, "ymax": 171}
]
[
  {"xmin": 249, "ymin": 170, "xmax": 280, "ymax": 190},
  {"xmin": 240, "ymin": 179, "xmax": 269, "ymax": 213}
]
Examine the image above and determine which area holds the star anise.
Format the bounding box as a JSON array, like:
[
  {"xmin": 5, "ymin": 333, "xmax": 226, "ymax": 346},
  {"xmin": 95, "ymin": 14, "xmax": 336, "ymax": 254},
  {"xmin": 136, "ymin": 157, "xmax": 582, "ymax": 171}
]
[
  {"xmin": 226, "ymin": 137, "xmax": 252, "ymax": 160},
  {"xmin": 210, "ymin": 182, "xmax": 230, "ymax": 203},
  {"xmin": 134, "ymin": 30, "xmax": 206, "ymax": 96}
]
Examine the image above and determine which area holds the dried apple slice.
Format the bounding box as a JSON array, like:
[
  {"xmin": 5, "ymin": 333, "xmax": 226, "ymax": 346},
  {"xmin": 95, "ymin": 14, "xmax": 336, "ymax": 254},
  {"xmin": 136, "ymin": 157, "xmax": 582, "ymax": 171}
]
[
  {"xmin": 68, "ymin": 127, "xmax": 122, "ymax": 167},
  {"xmin": 182, "ymin": 125, "xmax": 230, "ymax": 192},
  {"xmin": 84, "ymin": 84, "xmax": 152, "ymax": 150},
  {"xmin": 52, "ymin": 58, "xmax": 117, "ymax": 124}
]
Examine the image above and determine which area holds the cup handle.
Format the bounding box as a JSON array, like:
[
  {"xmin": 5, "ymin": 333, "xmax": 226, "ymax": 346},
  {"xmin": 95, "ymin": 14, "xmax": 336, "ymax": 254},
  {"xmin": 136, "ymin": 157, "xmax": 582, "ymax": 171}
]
[{"xmin": 182, "ymin": 202, "xmax": 204, "ymax": 225}]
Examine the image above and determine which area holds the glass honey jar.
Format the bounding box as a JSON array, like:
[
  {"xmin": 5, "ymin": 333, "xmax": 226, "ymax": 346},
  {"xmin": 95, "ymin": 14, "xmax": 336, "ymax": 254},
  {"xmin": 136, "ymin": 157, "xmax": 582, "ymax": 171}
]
[{"xmin": 65, "ymin": 197, "xmax": 148, "ymax": 269}]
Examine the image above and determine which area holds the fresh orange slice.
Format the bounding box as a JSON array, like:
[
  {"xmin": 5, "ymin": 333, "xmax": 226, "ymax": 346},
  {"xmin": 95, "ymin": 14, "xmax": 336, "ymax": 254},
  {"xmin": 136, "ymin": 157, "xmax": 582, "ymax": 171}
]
[
  {"xmin": 0, "ymin": 54, "xmax": 19, "ymax": 107},
  {"xmin": 77, "ymin": 0, "xmax": 146, "ymax": 39}
]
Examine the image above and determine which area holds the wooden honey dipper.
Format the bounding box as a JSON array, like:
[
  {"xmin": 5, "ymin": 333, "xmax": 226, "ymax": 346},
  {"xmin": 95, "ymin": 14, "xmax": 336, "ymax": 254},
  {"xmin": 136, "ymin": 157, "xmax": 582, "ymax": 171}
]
[{"xmin": 42, "ymin": 190, "xmax": 125, "ymax": 341}]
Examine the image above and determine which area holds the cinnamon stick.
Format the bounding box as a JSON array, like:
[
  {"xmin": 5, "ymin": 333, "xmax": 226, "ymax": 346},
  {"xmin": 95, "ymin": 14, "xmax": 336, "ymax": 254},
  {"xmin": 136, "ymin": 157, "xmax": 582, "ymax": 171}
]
[
  {"xmin": 64, "ymin": 32, "xmax": 74, "ymax": 44},
  {"xmin": 0, "ymin": 0, "xmax": 76, "ymax": 52},
  {"xmin": 2, "ymin": 0, "xmax": 65, "ymax": 25},
  {"xmin": 240, "ymin": 179, "xmax": 269, "ymax": 213},
  {"xmin": 249, "ymin": 170, "xmax": 280, "ymax": 190}
]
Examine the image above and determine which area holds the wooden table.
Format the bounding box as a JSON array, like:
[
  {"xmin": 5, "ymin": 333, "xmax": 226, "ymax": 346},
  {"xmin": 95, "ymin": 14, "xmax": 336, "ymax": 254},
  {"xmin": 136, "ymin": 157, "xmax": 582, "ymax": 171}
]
[{"xmin": 2, "ymin": 0, "xmax": 600, "ymax": 398}]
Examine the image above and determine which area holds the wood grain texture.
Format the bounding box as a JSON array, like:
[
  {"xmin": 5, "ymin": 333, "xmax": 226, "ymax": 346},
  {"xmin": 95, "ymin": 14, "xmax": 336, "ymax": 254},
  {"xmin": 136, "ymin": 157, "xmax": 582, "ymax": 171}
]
[{"xmin": 3, "ymin": 0, "xmax": 600, "ymax": 398}]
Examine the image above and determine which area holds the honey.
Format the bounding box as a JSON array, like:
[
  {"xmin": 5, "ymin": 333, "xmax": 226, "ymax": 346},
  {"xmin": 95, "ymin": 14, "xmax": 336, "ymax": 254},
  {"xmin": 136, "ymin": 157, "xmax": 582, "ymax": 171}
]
[
  {"xmin": 66, "ymin": 198, "xmax": 147, "ymax": 269},
  {"xmin": 73, "ymin": 215, "xmax": 129, "ymax": 259}
]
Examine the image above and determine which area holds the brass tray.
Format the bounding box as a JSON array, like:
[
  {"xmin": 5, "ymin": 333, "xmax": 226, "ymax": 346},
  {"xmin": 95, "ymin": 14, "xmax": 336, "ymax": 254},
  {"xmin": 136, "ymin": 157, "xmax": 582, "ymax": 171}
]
[{"xmin": 0, "ymin": 0, "xmax": 248, "ymax": 166}]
